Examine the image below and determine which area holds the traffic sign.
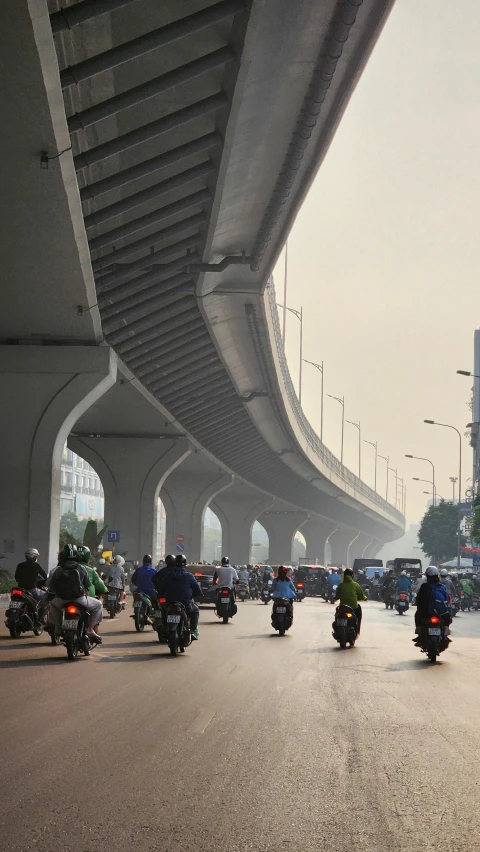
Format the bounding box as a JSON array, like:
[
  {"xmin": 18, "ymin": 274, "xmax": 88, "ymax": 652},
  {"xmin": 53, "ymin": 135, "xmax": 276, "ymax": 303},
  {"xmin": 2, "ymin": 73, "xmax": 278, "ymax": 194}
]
[
  {"xmin": 176, "ymin": 534, "xmax": 185, "ymax": 543},
  {"xmin": 107, "ymin": 530, "xmax": 120, "ymax": 543},
  {"xmin": 473, "ymin": 555, "xmax": 480, "ymax": 570},
  {"xmin": 176, "ymin": 542, "xmax": 185, "ymax": 553}
]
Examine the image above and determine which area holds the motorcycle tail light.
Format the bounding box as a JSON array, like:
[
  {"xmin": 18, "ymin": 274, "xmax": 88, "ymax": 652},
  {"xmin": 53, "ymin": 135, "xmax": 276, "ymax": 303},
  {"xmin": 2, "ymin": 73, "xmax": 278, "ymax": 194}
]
[
  {"xmin": 400, "ymin": 594, "xmax": 407, "ymax": 599},
  {"xmin": 159, "ymin": 598, "xmax": 166, "ymax": 604},
  {"xmin": 66, "ymin": 605, "xmax": 78, "ymax": 615},
  {"xmin": 297, "ymin": 583, "xmax": 304, "ymax": 588},
  {"xmin": 221, "ymin": 589, "xmax": 230, "ymax": 596},
  {"xmin": 346, "ymin": 613, "xmax": 353, "ymax": 618},
  {"xmin": 194, "ymin": 572, "xmax": 203, "ymax": 577},
  {"xmin": 430, "ymin": 616, "xmax": 440, "ymax": 624},
  {"xmin": 11, "ymin": 589, "xmax": 23, "ymax": 596}
]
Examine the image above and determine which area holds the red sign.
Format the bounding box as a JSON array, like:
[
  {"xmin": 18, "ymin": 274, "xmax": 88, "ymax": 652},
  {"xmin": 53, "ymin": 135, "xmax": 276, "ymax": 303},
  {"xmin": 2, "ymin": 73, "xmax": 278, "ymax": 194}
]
[{"xmin": 176, "ymin": 534, "xmax": 185, "ymax": 543}]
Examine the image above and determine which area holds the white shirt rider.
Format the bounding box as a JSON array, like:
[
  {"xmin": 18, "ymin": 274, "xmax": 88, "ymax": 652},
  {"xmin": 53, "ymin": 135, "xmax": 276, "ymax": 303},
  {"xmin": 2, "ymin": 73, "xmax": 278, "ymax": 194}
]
[{"xmin": 215, "ymin": 566, "xmax": 239, "ymax": 589}]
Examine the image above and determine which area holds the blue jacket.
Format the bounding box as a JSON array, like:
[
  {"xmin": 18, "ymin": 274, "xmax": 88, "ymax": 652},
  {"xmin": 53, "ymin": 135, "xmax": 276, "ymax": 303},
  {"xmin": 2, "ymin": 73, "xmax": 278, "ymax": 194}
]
[
  {"xmin": 271, "ymin": 578, "xmax": 297, "ymax": 600},
  {"xmin": 156, "ymin": 568, "xmax": 202, "ymax": 604},
  {"xmin": 396, "ymin": 575, "xmax": 411, "ymax": 593},
  {"xmin": 328, "ymin": 572, "xmax": 342, "ymax": 589},
  {"xmin": 131, "ymin": 564, "xmax": 157, "ymax": 595}
]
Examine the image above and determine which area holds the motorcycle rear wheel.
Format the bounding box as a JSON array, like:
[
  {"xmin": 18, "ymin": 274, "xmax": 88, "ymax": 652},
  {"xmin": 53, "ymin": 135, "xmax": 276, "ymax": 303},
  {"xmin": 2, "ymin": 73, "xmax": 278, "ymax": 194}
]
[
  {"xmin": 109, "ymin": 602, "xmax": 116, "ymax": 619},
  {"xmin": 427, "ymin": 649, "xmax": 437, "ymax": 663},
  {"xmin": 222, "ymin": 615, "xmax": 229, "ymax": 624},
  {"xmin": 9, "ymin": 622, "xmax": 21, "ymax": 639},
  {"xmin": 65, "ymin": 633, "xmax": 79, "ymax": 660},
  {"xmin": 134, "ymin": 608, "xmax": 146, "ymax": 632}
]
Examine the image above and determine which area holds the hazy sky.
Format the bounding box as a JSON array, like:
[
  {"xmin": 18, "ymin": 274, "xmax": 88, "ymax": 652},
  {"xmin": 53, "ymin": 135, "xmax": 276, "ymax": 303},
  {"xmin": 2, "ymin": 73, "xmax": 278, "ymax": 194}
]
[{"xmin": 273, "ymin": 0, "xmax": 480, "ymax": 524}]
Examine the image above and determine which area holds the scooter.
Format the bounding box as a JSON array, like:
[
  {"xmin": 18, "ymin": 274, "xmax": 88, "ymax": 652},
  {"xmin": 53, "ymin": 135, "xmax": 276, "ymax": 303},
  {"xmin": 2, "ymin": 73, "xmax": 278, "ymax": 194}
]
[
  {"xmin": 332, "ymin": 604, "xmax": 358, "ymax": 649},
  {"xmin": 271, "ymin": 597, "xmax": 292, "ymax": 636},
  {"xmin": 5, "ymin": 588, "xmax": 47, "ymax": 638},
  {"xmin": 395, "ymin": 592, "xmax": 409, "ymax": 615},
  {"xmin": 294, "ymin": 581, "xmax": 306, "ymax": 601},
  {"xmin": 261, "ymin": 581, "xmax": 273, "ymax": 605},
  {"xmin": 165, "ymin": 601, "xmax": 192, "ymax": 656},
  {"xmin": 417, "ymin": 615, "xmax": 449, "ymax": 663},
  {"xmin": 215, "ymin": 587, "xmax": 237, "ymax": 623}
]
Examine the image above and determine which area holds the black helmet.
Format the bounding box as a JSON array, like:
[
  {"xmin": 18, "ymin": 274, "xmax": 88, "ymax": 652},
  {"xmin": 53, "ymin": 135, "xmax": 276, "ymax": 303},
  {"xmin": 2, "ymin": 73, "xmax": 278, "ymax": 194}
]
[
  {"xmin": 165, "ymin": 554, "xmax": 176, "ymax": 567},
  {"xmin": 175, "ymin": 554, "xmax": 187, "ymax": 567},
  {"xmin": 344, "ymin": 568, "xmax": 354, "ymax": 577},
  {"xmin": 221, "ymin": 556, "xmax": 230, "ymax": 566},
  {"xmin": 143, "ymin": 554, "xmax": 152, "ymax": 565},
  {"xmin": 62, "ymin": 543, "xmax": 77, "ymax": 562}
]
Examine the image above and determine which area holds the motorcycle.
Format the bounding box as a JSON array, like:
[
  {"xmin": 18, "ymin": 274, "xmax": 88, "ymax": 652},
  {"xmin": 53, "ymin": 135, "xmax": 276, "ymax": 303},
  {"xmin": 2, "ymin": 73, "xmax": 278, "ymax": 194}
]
[
  {"xmin": 271, "ymin": 597, "xmax": 292, "ymax": 636},
  {"xmin": 328, "ymin": 584, "xmax": 338, "ymax": 604},
  {"xmin": 165, "ymin": 601, "xmax": 192, "ymax": 656},
  {"xmin": 369, "ymin": 584, "xmax": 382, "ymax": 602},
  {"xmin": 151, "ymin": 597, "xmax": 168, "ymax": 642},
  {"xmin": 261, "ymin": 581, "xmax": 273, "ymax": 605},
  {"xmin": 417, "ymin": 615, "xmax": 449, "ymax": 663},
  {"xmin": 395, "ymin": 592, "xmax": 409, "ymax": 615},
  {"xmin": 249, "ymin": 578, "xmax": 259, "ymax": 600},
  {"xmin": 450, "ymin": 595, "xmax": 460, "ymax": 617},
  {"xmin": 237, "ymin": 582, "xmax": 249, "ymax": 602},
  {"xmin": 130, "ymin": 591, "xmax": 153, "ymax": 632},
  {"xmin": 332, "ymin": 604, "xmax": 358, "ymax": 649},
  {"xmin": 383, "ymin": 588, "xmax": 395, "ymax": 610},
  {"xmin": 57, "ymin": 601, "xmax": 94, "ymax": 660},
  {"xmin": 5, "ymin": 587, "xmax": 47, "ymax": 638},
  {"xmin": 105, "ymin": 587, "xmax": 122, "ymax": 619},
  {"xmin": 215, "ymin": 587, "xmax": 237, "ymax": 623},
  {"xmin": 294, "ymin": 581, "xmax": 306, "ymax": 601}
]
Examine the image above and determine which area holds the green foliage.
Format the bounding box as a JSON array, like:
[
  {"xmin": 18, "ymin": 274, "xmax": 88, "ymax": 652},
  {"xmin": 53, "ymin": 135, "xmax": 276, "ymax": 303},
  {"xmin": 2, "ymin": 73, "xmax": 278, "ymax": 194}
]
[
  {"xmin": 60, "ymin": 511, "xmax": 88, "ymax": 541},
  {"xmin": 83, "ymin": 519, "xmax": 107, "ymax": 554},
  {"xmin": 418, "ymin": 500, "xmax": 466, "ymax": 561},
  {"xmin": 470, "ymin": 492, "xmax": 480, "ymax": 545},
  {"xmin": 0, "ymin": 568, "xmax": 14, "ymax": 593},
  {"xmin": 59, "ymin": 529, "xmax": 81, "ymax": 550}
]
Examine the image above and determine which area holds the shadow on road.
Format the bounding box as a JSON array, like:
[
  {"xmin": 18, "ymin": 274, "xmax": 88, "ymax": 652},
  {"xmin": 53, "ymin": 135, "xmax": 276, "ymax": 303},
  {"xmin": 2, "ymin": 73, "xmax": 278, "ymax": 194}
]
[
  {"xmin": 0, "ymin": 657, "xmax": 66, "ymax": 668},
  {"xmin": 385, "ymin": 659, "xmax": 440, "ymax": 671}
]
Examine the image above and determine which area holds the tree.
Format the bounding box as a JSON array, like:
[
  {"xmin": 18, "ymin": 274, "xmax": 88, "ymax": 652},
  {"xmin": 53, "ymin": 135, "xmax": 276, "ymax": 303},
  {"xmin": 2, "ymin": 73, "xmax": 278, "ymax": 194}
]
[
  {"xmin": 83, "ymin": 519, "xmax": 107, "ymax": 555},
  {"xmin": 418, "ymin": 500, "xmax": 465, "ymax": 562},
  {"xmin": 470, "ymin": 493, "xmax": 480, "ymax": 545},
  {"xmin": 60, "ymin": 511, "xmax": 87, "ymax": 541}
]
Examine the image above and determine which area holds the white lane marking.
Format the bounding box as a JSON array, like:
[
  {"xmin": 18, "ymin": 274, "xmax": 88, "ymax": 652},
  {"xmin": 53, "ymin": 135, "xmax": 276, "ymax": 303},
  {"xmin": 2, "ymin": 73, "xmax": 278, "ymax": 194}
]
[{"xmin": 187, "ymin": 708, "xmax": 215, "ymax": 735}]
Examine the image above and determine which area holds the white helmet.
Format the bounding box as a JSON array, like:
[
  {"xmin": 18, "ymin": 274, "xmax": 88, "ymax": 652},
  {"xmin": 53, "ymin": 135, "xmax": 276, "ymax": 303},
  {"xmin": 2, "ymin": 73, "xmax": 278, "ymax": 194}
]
[
  {"xmin": 25, "ymin": 547, "xmax": 39, "ymax": 559},
  {"xmin": 401, "ymin": 570, "xmax": 407, "ymax": 576},
  {"xmin": 440, "ymin": 569, "xmax": 448, "ymax": 577},
  {"xmin": 113, "ymin": 555, "xmax": 125, "ymax": 566},
  {"xmin": 99, "ymin": 558, "xmax": 106, "ymax": 566},
  {"xmin": 426, "ymin": 565, "xmax": 439, "ymax": 576}
]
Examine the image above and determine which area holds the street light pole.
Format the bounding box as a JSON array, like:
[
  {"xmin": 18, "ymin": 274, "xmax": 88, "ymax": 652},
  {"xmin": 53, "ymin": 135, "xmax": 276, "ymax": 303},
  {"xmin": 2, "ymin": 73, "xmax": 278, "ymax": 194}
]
[
  {"xmin": 346, "ymin": 419, "xmax": 361, "ymax": 478},
  {"xmin": 277, "ymin": 302, "xmax": 303, "ymax": 403},
  {"xmin": 389, "ymin": 467, "xmax": 398, "ymax": 508},
  {"xmin": 364, "ymin": 439, "xmax": 378, "ymax": 491},
  {"xmin": 405, "ymin": 454, "xmax": 436, "ymax": 507},
  {"xmin": 412, "ymin": 476, "xmax": 436, "ymax": 499},
  {"xmin": 424, "ymin": 419, "xmax": 462, "ymax": 572},
  {"xmin": 379, "ymin": 455, "xmax": 389, "ymax": 501},
  {"xmin": 303, "ymin": 359, "xmax": 324, "ymax": 441},
  {"xmin": 449, "ymin": 476, "xmax": 458, "ymax": 503},
  {"xmin": 327, "ymin": 394, "xmax": 345, "ymax": 463}
]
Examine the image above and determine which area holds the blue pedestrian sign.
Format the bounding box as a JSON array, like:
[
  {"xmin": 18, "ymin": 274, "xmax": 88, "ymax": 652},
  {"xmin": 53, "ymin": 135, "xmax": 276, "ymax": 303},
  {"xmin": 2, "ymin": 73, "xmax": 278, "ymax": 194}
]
[
  {"xmin": 108, "ymin": 530, "xmax": 120, "ymax": 543},
  {"xmin": 473, "ymin": 555, "xmax": 480, "ymax": 570},
  {"xmin": 176, "ymin": 543, "xmax": 185, "ymax": 553}
]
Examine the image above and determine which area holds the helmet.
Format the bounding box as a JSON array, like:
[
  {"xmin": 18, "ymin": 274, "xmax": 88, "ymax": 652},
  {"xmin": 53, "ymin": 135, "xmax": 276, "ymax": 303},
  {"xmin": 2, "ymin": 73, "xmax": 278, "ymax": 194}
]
[
  {"xmin": 61, "ymin": 543, "xmax": 77, "ymax": 562},
  {"xmin": 143, "ymin": 554, "xmax": 152, "ymax": 565},
  {"xmin": 165, "ymin": 554, "xmax": 176, "ymax": 567},
  {"xmin": 440, "ymin": 568, "xmax": 448, "ymax": 577},
  {"xmin": 99, "ymin": 558, "xmax": 106, "ymax": 566},
  {"xmin": 175, "ymin": 554, "xmax": 187, "ymax": 567},
  {"xmin": 426, "ymin": 565, "xmax": 439, "ymax": 577},
  {"xmin": 25, "ymin": 547, "xmax": 39, "ymax": 560},
  {"xmin": 344, "ymin": 568, "xmax": 353, "ymax": 576},
  {"xmin": 77, "ymin": 545, "xmax": 91, "ymax": 565},
  {"xmin": 401, "ymin": 570, "xmax": 407, "ymax": 576},
  {"xmin": 113, "ymin": 555, "xmax": 125, "ymax": 566},
  {"xmin": 221, "ymin": 556, "xmax": 230, "ymax": 566}
]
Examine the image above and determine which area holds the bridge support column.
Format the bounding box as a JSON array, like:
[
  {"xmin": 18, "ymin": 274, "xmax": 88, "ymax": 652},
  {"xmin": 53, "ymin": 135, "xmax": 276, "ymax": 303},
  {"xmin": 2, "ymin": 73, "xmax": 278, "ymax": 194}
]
[
  {"xmin": 69, "ymin": 436, "xmax": 191, "ymax": 565},
  {"xmin": 302, "ymin": 518, "xmax": 338, "ymax": 565},
  {"xmin": 258, "ymin": 510, "xmax": 308, "ymax": 565},
  {"xmin": 329, "ymin": 527, "xmax": 359, "ymax": 568},
  {"xmin": 161, "ymin": 465, "xmax": 233, "ymax": 562},
  {"xmin": 0, "ymin": 345, "xmax": 116, "ymax": 573},
  {"xmin": 349, "ymin": 534, "xmax": 374, "ymax": 563},
  {"xmin": 211, "ymin": 490, "xmax": 274, "ymax": 565}
]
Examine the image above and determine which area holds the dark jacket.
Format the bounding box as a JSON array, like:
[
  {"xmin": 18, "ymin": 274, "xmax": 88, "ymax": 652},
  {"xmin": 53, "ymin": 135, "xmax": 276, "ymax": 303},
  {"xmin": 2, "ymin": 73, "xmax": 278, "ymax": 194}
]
[
  {"xmin": 416, "ymin": 577, "xmax": 443, "ymax": 618},
  {"xmin": 49, "ymin": 561, "xmax": 89, "ymax": 597},
  {"xmin": 15, "ymin": 561, "xmax": 47, "ymax": 591},
  {"xmin": 131, "ymin": 564, "xmax": 157, "ymax": 595},
  {"xmin": 155, "ymin": 567, "xmax": 202, "ymax": 604}
]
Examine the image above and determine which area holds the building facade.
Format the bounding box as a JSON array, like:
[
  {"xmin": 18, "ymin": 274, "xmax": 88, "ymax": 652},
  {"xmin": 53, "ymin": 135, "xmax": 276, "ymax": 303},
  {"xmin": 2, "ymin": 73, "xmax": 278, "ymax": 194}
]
[{"xmin": 60, "ymin": 447, "xmax": 104, "ymax": 520}]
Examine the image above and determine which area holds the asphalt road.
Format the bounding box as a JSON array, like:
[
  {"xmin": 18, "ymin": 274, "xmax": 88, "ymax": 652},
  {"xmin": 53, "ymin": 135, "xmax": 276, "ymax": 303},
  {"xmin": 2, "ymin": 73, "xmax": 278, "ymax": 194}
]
[{"xmin": 1, "ymin": 597, "xmax": 480, "ymax": 852}]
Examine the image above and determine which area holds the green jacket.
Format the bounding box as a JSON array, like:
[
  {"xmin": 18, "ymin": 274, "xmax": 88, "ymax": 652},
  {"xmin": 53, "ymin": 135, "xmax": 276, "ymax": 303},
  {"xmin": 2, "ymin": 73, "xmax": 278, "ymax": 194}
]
[
  {"xmin": 460, "ymin": 578, "xmax": 474, "ymax": 596},
  {"xmin": 86, "ymin": 566, "xmax": 108, "ymax": 598},
  {"xmin": 335, "ymin": 575, "xmax": 367, "ymax": 608}
]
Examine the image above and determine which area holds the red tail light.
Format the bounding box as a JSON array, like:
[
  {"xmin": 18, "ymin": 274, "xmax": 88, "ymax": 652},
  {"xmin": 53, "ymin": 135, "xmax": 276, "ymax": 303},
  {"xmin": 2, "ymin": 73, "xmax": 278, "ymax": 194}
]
[
  {"xmin": 159, "ymin": 598, "xmax": 166, "ymax": 604},
  {"xmin": 11, "ymin": 589, "xmax": 23, "ymax": 596},
  {"xmin": 221, "ymin": 589, "xmax": 230, "ymax": 596},
  {"xmin": 430, "ymin": 616, "xmax": 440, "ymax": 624},
  {"xmin": 194, "ymin": 572, "xmax": 203, "ymax": 577},
  {"xmin": 297, "ymin": 583, "xmax": 304, "ymax": 588},
  {"xmin": 399, "ymin": 594, "xmax": 407, "ymax": 599},
  {"xmin": 66, "ymin": 605, "xmax": 79, "ymax": 615}
]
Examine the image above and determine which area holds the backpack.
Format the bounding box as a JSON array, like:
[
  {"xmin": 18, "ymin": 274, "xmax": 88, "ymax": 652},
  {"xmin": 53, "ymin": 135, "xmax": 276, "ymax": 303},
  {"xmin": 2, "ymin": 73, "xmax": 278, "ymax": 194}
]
[
  {"xmin": 55, "ymin": 564, "xmax": 85, "ymax": 600},
  {"xmin": 428, "ymin": 582, "xmax": 450, "ymax": 617}
]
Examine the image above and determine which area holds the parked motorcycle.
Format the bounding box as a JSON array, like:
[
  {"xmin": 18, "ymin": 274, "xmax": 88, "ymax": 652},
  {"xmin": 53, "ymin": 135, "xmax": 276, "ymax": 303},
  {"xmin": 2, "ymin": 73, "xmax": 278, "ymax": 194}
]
[
  {"xmin": 271, "ymin": 597, "xmax": 292, "ymax": 636},
  {"xmin": 395, "ymin": 592, "xmax": 409, "ymax": 615},
  {"xmin": 332, "ymin": 604, "xmax": 358, "ymax": 649},
  {"xmin": 294, "ymin": 581, "xmax": 306, "ymax": 601},
  {"xmin": 165, "ymin": 601, "xmax": 192, "ymax": 656},
  {"xmin": 261, "ymin": 582, "xmax": 273, "ymax": 605},
  {"xmin": 215, "ymin": 587, "xmax": 237, "ymax": 623},
  {"xmin": 237, "ymin": 582, "xmax": 249, "ymax": 602},
  {"xmin": 417, "ymin": 615, "xmax": 449, "ymax": 663},
  {"xmin": 5, "ymin": 588, "xmax": 47, "ymax": 638},
  {"xmin": 130, "ymin": 591, "xmax": 153, "ymax": 632}
]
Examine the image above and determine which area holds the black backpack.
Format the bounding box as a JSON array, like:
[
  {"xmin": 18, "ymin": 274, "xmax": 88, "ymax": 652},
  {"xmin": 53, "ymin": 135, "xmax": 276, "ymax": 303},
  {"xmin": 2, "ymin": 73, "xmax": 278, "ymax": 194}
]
[{"xmin": 55, "ymin": 564, "xmax": 85, "ymax": 600}]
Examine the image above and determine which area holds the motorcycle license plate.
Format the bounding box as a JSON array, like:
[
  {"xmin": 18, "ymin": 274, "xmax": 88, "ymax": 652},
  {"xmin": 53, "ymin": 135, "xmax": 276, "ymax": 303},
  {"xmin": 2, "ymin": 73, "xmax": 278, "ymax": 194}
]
[
  {"xmin": 167, "ymin": 615, "xmax": 181, "ymax": 623},
  {"xmin": 337, "ymin": 619, "xmax": 347, "ymax": 627},
  {"xmin": 221, "ymin": 598, "xmax": 230, "ymax": 604},
  {"xmin": 428, "ymin": 628, "xmax": 441, "ymax": 636},
  {"xmin": 398, "ymin": 603, "xmax": 406, "ymax": 607},
  {"xmin": 154, "ymin": 610, "xmax": 162, "ymax": 618},
  {"xmin": 108, "ymin": 594, "xmax": 117, "ymax": 601},
  {"xmin": 63, "ymin": 619, "xmax": 78, "ymax": 629},
  {"xmin": 133, "ymin": 601, "xmax": 142, "ymax": 608},
  {"xmin": 9, "ymin": 601, "xmax": 22, "ymax": 608},
  {"xmin": 276, "ymin": 607, "xmax": 286, "ymax": 613}
]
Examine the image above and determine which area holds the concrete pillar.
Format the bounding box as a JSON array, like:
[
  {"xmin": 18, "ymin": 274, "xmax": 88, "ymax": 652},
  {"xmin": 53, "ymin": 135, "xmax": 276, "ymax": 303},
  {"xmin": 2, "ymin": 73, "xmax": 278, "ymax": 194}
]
[
  {"xmin": 349, "ymin": 533, "xmax": 374, "ymax": 562},
  {"xmin": 302, "ymin": 518, "xmax": 338, "ymax": 565},
  {"xmin": 211, "ymin": 489, "xmax": 274, "ymax": 565},
  {"xmin": 0, "ymin": 345, "xmax": 116, "ymax": 573},
  {"xmin": 258, "ymin": 510, "xmax": 308, "ymax": 564},
  {"xmin": 329, "ymin": 527, "xmax": 359, "ymax": 568},
  {"xmin": 161, "ymin": 463, "xmax": 233, "ymax": 562},
  {"xmin": 69, "ymin": 435, "xmax": 191, "ymax": 564}
]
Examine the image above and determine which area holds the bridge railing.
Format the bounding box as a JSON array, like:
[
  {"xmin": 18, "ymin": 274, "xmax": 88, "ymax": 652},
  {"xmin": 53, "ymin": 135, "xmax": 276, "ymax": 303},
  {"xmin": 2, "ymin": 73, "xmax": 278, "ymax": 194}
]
[{"xmin": 266, "ymin": 279, "xmax": 404, "ymax": 524}]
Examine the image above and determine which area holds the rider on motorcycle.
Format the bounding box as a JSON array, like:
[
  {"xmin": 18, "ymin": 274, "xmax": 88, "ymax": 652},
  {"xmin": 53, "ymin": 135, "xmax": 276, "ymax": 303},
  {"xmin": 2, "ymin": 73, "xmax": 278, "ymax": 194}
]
[
  {"xmin": 334, "ymin": 568, "xmax": 367, "ymax": 635},
  {"xmin": 413, "ymin": 565, "xmax": 450, "ymax": 646},
  {"xmin": 396, "ymin": 571, "xmax": 412, "ymax": 596},
  {"xmin": 155, "ymin": 554, "xmax": 202, "ymax": 639},
  {"xmin": 48, "ymin": 544, "xmax": 103, "ymax": 643},
  {"xmin": 439, "ymin": 568, "xmax": 455, "ymax": 598},
  {"xmin": 131, "ymin": 554, "xmax": 157, "ymax": 610},
  {"xmin": 271, "ymin": 566, "xmax": 297, "ymax": 622},
  {"xmin": 77, "ymin": 546, "xmax": 106, "ymax": 635},
  {"xmin": 14, "ymin": 547, "xmax": 48, "ymax": 624},
  {"xmin": 327, "ymin": 569, "xmax": 342, "ymax": 598},
  {"xmin": 238, "ymin": 566, "xmax": 250, "ymax": 583},
  {"xmin": 213, "ymin": 557, "xmax": 239, "ymax": 593}
]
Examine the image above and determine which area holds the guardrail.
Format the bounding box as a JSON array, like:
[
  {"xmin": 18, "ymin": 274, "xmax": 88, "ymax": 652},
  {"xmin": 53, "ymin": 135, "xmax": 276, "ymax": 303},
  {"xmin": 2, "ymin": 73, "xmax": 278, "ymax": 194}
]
[{"xmin": 266, "ymin": 279, "xmax": 404, "ymax": 524}]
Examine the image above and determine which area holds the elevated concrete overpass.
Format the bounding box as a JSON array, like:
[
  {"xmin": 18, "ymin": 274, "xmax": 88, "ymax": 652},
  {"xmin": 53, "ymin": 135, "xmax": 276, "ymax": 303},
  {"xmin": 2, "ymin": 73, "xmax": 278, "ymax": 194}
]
[{"xmin": 0, "ymin": 0, "xmax": 402, "ymax": 572}]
